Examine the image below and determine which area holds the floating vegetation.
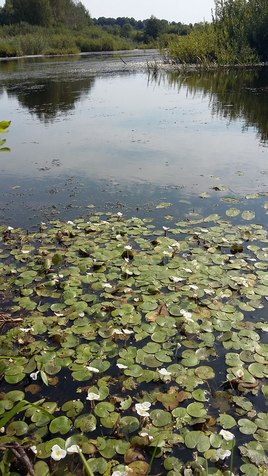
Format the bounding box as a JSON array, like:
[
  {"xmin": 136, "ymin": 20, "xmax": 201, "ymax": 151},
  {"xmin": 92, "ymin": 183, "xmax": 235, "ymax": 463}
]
[
  {"xmin": 0, "ymin": 120, "xmax": 10, "ymax": 152},
  {"xmin": 0, "ymin": 208, "xmax": 267, "ymax": 475}
]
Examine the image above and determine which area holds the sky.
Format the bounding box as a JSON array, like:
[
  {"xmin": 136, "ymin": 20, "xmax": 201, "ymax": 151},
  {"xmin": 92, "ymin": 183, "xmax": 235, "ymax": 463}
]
[
  {"xmin": 0, "ymin": 1, "xmax": 216, "ymax": 24},
  {"xmin": 82, "ymin": 0, "xmax": 215, "ymax": 24}
]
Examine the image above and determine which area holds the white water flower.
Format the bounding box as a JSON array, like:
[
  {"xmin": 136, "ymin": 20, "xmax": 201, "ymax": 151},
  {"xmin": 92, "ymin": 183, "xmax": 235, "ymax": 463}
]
[
  {"xmin": 51, "ymin": 444, "xmax": 67, "ymax": 461},
  {"xmin": 86, "ymin": 392, "xmax": 100, "ymax": 401},
  {"xmin": 180, "ymin": 309, "xmax": 194, "ymax": 322},
  {"xmin": 184, "ymin": 469, "xmax": 193, "ymax": 476},
  {"xmin": 220, "ymin": 429, "xmax": 235, "ymax": 441},
  {"xmin": 117, "ymin": 212, "xmax": 123, "ymax": 217},
  {"xmin": 135, "ymin": 402, "xmax": 151, "ymax": 417},
  {"xmin": 21, "ymin": 250, "xmax": 30, "ymax": 254},
  {"xmin": 30, "ymin": 445, "xmax": 37, "ymax": 454},
  {"xmin": 122, "ymin": 329, "xmax": 134, "ymax": 335},
  {"xmin": 124, "ymin": 268, "xmax": 133, "ymax": 275},
  {"xmin": 112, "ymin": 470, "xmax": 127, "ymax": 476},
  {"xmin": 103, "ymin": 282, "xmax": 113, "ymax": 289},
  {"xmin": 30, "ymin": 371, "xmax": 40, "ymax": 381},
  {"xmin": 171, "ymin": 276, "xmax": 183, "ymax": 283},
  {"xmin": 140, "ymin": 431, "xmax": 154, "ymax": 440},
  {"xmin": 158, "ymin": 368, "xmax": 172, "ymax": 377},
  {"xmin": 162, "ymin": 226, "xmax": 169, "ymax": 231},
  {"xmin": 0, "ymin": 427, "xmax": 5, "ymax": 434},
  {"xmin": 183, "ymin": 268, "xmax": 192, "ymax": 273},
  {"xmin": 7, "ymin": 226, "xmax": 14, "ymax": 231},
  {"xmin": 66, "ymin": 444, "xmax": 81, "ymax": 454},
  {"xmin": 67, "ymin": 221, "xmax": 74, "ymax": 225},
  {"xmin": 234, "ymin": 368, "xmax": 244, "ymax": 379},
  {"xmin": 19, "ymin": 327, "xmax": 33, "ymax": 333},
  {"xmin": 204, "ymin": 288, "xmax": 215, "ymax": 295},
  {"xmin": 86, "ymin": 366, "xmax": 100, "ymax": 373},
  {"xmin": 117, "ymin": 363, "xmax": 128, "ymax": 369},
  {"xmin": 112, "ymin": 329, "xmax": 124, "ymax": 335},
  {"xmin": 216, "ymin": 448, "xmax": 231, "ymax": 460},
  {"xmin": 189, "ymin": 284, "xmax": 198, "ymax": 290}
]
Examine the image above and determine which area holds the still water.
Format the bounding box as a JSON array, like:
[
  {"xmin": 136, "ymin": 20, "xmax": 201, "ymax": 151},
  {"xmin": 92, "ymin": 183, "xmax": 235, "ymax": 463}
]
[{"xmin": 0, "ymin": 51, "xmax": 267, "ymax": 228}]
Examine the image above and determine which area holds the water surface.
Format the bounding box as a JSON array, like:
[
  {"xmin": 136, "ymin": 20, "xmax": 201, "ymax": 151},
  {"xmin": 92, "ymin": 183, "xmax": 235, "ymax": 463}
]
[{"xmin": 0, "ymin": 52, "xmax": 267, "ymax": 227}]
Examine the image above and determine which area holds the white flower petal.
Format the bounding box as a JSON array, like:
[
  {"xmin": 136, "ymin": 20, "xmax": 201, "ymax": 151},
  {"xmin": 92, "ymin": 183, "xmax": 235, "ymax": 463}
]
[
  {"xmin": 216, "ymin": 448, "xmax": 231, "ymax": 460},
  {"xmin": 86, "ymin": 366, "xmax": 100, "ymax": 373},
  {"xmin": 219, "ymin": 429, "xmax": 235, "ymax": 441},
  {"xmin": 86, "ymin": 392, "xmax": 100, "ymax": 401},
  {"xmin": 30, "ymin": 371, "xmax": 40, "ymax": 381},
  {"xmin": 117, "ymin": 363, "xmax": 128, "ymax": 369},
  {"xmin": 51, "ymin": 444, "xmax": 67, "ymax": 461},
  {"xmin": 66, "ymin": 444, "xmax": 81, "ymax": 454}
]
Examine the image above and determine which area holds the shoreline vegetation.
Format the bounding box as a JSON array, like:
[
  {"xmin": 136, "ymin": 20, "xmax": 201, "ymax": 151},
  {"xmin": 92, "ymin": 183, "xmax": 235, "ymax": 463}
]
[{"xmin": 0, "ymin": 1, "xmax": 267, "ymax": 65}]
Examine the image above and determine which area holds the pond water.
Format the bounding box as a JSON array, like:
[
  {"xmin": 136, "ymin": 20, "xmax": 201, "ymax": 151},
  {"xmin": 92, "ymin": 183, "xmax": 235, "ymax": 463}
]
[
  {"xmin": 0, "ymin": 52, "xmax": 267, "ymax": 475},
  {"xmin": 0, "ymin": 51, "xmax": 267, "ymax": 228}
]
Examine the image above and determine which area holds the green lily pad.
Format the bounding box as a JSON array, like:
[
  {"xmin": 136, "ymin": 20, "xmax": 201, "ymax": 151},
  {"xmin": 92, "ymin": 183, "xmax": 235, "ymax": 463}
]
[
  {"xmin": 6, "ymin": 420, "xmax": 29, "ymax": 436},
  {"xmin": 94, "ymin": 402, "xmax": 115, "ymax": 418},
  {"xmin": 118, "ymin": 416, "xmax": 140, "ymax": 434},
  {"xmin": 241, "ymin": 210, "xmax": 255, "ymax": 220},
  {"xmin": 194, "ymin": 366, "xmax": 215, "ymax": 380},
  {"xmin": 238, "ymin": 418, "xmax": 258, "ymax": 435},
  {"xmin": 150, "ymin": 409, "xmax": 172, "ymax": 427},
  {"xmin": 217, "ymin": 414, "xmax": 237, "ymax": 429},
  {"xmin": 186, "ymin": 402, "xmax": 207, "ymax": 418},
  {"xmin": 74, "ymin": 414, "xmax": 97, "ymax": 432},
  {"xmin": 34, "ymin": 461, "xmax": 50, "ymax": 476},
  {"xmin": 255, "ymin": 413, "xmax": 268, "ymax": 430},
  {"xmin": 226, "ymin": 208, "xmax": 241, "ymax": 217},
  {"xmin": 49, "ymin": 416, "xmax": 72, "ymax": 434},
  {"xmin": 184, "ymin": 431, "xmax": 210, "ymax": 452}
]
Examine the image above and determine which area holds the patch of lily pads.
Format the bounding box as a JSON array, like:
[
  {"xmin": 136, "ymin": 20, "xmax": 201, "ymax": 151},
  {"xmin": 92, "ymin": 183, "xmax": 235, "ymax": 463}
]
[{"xmin": 0, "ymin": 203, "xmax": 267, "ymax": 475}]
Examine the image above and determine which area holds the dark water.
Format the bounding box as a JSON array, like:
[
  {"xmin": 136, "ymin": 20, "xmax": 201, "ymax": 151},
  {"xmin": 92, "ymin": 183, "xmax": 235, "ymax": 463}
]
[{"xmin": 0, "ymin": 51, "xmax": 267, "ymax": 228}]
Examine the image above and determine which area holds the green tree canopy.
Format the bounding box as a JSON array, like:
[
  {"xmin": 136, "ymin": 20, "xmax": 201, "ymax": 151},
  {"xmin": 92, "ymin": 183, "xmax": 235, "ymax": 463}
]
[{"xmin": 0, "ymin": 0, "xmax": 91, "ymax": 28}]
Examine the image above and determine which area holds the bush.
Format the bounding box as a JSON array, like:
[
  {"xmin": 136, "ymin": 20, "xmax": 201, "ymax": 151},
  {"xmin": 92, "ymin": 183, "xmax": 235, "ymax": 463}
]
[
  {"xmin": 168, "ymin": 24, "xmax": 217, "ymax": 64},
  {"xmin": 0, "ymin": 39, "xmax": 21, "ymax": 57}
]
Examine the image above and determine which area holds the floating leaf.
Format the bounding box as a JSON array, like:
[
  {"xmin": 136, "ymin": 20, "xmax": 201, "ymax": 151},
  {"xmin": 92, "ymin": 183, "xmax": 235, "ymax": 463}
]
[
  {"xmin": 241, "ymin": 210, "xmax": 255, "ymax": 221},
  {"xmin": 226, "ymin": 208, "xmax": 240, "ymax": 217},
  {"xmin": 238, "ymin": 418, "xmax": 258, "ymax": 435},
  {"xmin": 186, "ymin": 402, "xmax": 207, "ymax": 418},
  {"xmin": 150, "ymin": 409, "xmax": 172, "ymax": 427},
  {"xmin": 217, "ymin": 414, "xmax": 237, "ymax": 429},
  {"xmin": 184, "ymin": 431, "xmax": 210, "ymax": 452},
  {"xmin": 49, "ymin": 416, "xmax": 72, "ymax": 434},
  {"xmin": 194, "ymin": 366, "xmax": 215, "ymax": 380}
]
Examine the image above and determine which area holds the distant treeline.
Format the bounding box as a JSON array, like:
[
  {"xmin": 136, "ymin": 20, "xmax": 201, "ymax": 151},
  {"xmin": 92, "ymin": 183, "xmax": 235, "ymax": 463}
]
[
  {"xmin": 0, "ymin": 0, "xmax": 267, "ymax": 64},
  {"xmin": 0, "ymin": 0, "xmax": 194, "ymax": 56},
  {"xmin": 93, "ymin": 16, "xmax": 192, "ymax": 44}
]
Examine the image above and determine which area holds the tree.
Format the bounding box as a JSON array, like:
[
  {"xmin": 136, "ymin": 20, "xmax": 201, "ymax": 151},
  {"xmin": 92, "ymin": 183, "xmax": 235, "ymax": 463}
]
[
  {"xmin": 1, "ymin": 0, "xmax": 52, "ymax": 26},
  {"xmin": 0, "ymin": 0, "xmax": 91, "ymax": 28},
  {"xmin": 144, "ymin": 15, "xmax": 168, "ymax": 41}
]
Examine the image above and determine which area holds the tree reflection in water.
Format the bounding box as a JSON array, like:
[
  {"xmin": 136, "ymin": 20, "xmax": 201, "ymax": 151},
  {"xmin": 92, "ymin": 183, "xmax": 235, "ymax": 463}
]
[{"xmin": 155, "ymin": 66, "xmax": 268, "ymax": 143}]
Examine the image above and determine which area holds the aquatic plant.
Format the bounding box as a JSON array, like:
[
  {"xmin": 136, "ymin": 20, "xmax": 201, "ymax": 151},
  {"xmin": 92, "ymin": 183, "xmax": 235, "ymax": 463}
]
[
  {"xmin": 0, "ymin": 120, "xmax": 10, "ymax": 152},
  {"xmin": 0, "ymin": 201, "xmax": 267, "ymax": 475}
]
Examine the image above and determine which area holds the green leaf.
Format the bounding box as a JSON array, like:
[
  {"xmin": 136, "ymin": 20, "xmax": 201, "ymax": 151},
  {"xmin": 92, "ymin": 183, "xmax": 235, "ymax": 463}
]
[
  {"xmin": 49, "ymin": 416, "xmax": 72, "ymax": 434},
  {"xmin": 217, "ymin": 414, "xmax": 237, "ymax": 429}
]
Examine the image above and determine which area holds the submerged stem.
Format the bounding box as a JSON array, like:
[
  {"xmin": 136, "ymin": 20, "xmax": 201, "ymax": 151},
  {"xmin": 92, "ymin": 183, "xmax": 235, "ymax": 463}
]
[
  {"xmin": 229, "ymin": 438, "xmax": 235, "ymax": 476},
  {"xmin": 78, "ymin": 451, "xmax": 94, "ymax": 476}
]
